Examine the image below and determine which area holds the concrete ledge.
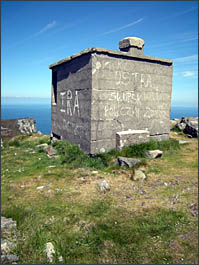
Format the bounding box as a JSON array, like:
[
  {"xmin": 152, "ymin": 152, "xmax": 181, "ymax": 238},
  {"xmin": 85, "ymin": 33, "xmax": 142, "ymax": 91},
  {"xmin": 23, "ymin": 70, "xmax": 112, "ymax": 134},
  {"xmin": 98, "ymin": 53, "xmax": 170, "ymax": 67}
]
[
  {"xmin": 116, "ymin": 129, "xmax": 150, "ymax": 150},
  {"xmin": 49, "ymin": 47, "xmax": 172, "ymax": 69},
  {"xmin": 150, "ymin": 134, "xmax": 169, "ymax": 141}
]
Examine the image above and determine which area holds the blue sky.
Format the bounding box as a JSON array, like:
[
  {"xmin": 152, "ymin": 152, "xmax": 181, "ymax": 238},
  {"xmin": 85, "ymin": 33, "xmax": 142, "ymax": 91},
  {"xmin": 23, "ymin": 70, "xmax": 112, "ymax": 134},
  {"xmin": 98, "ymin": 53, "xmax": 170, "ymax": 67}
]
[{"xmin": 2, "ymin": 1, "xmax": 198, "ymax": 107}]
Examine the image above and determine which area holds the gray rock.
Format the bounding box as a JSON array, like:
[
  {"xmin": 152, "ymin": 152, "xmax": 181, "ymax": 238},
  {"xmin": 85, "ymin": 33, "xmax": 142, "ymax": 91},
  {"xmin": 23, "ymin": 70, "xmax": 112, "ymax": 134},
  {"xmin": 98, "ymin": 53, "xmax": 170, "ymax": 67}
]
[
  {"xmin": 175, "ymin": 117, "xmax": 198, "ymax": 137},
  {"xmin": 116, "ymin": 156, "xmax": 141, "ymax": 168},
  {"xmin": 51, "ymin": 137, "xmax": 59, "ymax": 143},
  {"xmin": 92, "ymin": 170, "xmax": 98, "ymax": 174},
  {"xmin": 183, "ymin": 117, "xmax": 198, "ymax": 137},
  {"xmin": 17, "ymin": 118, "xmax": 36, "ymax": 134},
  {"xmin": 176, "ymin": 122, "xmax": 186, "ymax": 130},
  {"xmin": 1, "ymin": 240, "xmax": 16, "ymax": 255},
  {"xmin": 45, "ymin": 242, "xmax": 55, "ymax": 263},
  {"xmin": 1, "ymin": 254, "xmax": 19, "ymax": 264},
  {"xmin": 79, "ymin": 177, "xmax": 86, "ymax": 183},
  {"xmin": 145, "ymin": 150, "xmax": 163, "ymax": 159},
  {"xmin": 1, "ymin": 217, "xmax": 17, "ymax": 240},
  {"xmin": 178, "ymin": 140, "xmax": 191, "ymax": 145},
  {"xmin": 1, "ymin": 118, "xmax": 36, "ymax": 138},
  {"xmin": 97, "ymin": 180, "xmax": 110, "ymax": 193},
  {"xmin": 1, "ymin": 216, "xmax": 18, "ymax": 264},
  {"xmin": 43, "ymin": 146, "xmax": 57, "ymax": 157},
  {"xmin": 170, "ymin": 119, "xmax": 180, "ymax": 127},
  {"xmin": 1, "ymin": 241, "xmax": 10, "ymax": 255},
  {"xmin": 36, "ymin": 183, "xmax": 51, "ymax": 190},
  {"xmin": 78, "ymin": 220, "xmax": 86, "ymax": 227},
  {"xmin": 132, "ymin": 170, "xmax": 146, "ymax": 181}
]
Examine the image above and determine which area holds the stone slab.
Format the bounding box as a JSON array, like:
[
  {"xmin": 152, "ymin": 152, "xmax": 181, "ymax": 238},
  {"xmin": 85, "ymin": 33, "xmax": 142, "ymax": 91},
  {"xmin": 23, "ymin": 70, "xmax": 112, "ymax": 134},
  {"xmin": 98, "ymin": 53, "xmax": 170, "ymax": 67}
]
[{"xmin": 116, "ymin": 130, "xmax": 150, "ymax": 150}]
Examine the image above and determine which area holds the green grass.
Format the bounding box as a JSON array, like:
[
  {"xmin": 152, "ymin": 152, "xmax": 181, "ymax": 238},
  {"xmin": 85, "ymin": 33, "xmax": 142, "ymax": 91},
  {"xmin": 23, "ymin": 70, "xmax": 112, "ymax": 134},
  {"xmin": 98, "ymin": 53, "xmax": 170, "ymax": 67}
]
[
  {"xmin": 171, "ymin": 126, "xmax": 182, "ymax": 133},
  {"xmin": 2, "ymin": 198, "xmax": 191, "ymax": 264},
  {"xmin": 52, "ymin": 140, "xmax": 107, "ymax": 169},
  {"xmin": 120, "ymin": 139, "xmax": 180, "ymax": 158},
  {"xmin": 8, "ymin": 139, "xmax": 21, "ymax": 147},
  {"xmin": 1, "ymin": 133, "xmax": 198, "ymax": 264},
  {"xmin": 51, "ymin": 139, "xmax": 181, "ymax": 170}
]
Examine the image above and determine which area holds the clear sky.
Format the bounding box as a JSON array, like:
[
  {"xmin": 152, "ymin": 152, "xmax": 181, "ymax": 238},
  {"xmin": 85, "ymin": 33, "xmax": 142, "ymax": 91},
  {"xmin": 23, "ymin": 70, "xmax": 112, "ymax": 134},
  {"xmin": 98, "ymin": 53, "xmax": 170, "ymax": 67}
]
[{"xmin": 2, "ymin": 1, "xmax": 198, "ymax": 107}]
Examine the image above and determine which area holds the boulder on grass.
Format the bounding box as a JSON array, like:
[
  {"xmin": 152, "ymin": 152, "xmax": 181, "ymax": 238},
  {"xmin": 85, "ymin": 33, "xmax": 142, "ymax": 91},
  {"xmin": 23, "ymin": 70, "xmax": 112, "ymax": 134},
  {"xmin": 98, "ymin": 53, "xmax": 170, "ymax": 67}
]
[
  {"xmin": 132, "ymin": 170, "xmax": 146, "ymax": 181},
  {"xmin": 45, "ymin": 242, "xmax": 55, "ymax": 263},
  {"xmin": 175, "ymin": 117, "xmax": 198, "ymax": 137},
  {"xmin": 145, "ymin": 150, "xmax": 163, "ymax": 159},
  {"xmin": 97, "ymin": 180, "xmax": 110, "ymax": 193},
  {"xmin": 43, "ymin": 146, "xmax": 57, "ymax": 157},
  {"xmin": 116, "ymin": 157, "xmax": 141, "ymax": 168}
]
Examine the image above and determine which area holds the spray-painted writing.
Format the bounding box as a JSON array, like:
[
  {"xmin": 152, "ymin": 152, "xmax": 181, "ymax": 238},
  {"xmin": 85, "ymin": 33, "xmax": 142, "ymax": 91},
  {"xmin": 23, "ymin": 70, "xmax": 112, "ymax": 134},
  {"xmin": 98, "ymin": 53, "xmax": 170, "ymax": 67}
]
[{"xmin": 60, "ymin": 90, "xmax": 80, "ymax": 116}]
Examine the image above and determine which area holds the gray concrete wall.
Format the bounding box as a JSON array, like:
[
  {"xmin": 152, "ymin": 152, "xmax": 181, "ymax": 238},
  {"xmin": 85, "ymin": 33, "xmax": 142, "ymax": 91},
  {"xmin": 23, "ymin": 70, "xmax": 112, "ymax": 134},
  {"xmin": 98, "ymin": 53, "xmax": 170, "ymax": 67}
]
[
  {"xmin": 90, "ymin": 52, "xmax": 172, "ymax": 153},
  {"xmin": 51, "ymin": 53, "xmax": 92, "ymax": 153}
]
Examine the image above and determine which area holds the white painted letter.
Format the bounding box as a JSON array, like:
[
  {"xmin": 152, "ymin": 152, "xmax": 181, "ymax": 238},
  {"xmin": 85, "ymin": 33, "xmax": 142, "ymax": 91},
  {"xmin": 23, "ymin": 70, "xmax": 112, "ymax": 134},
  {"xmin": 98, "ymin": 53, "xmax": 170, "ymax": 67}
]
[{"xmin": 73, "ymin": 91, "xmax": 80, "ymax": 116}]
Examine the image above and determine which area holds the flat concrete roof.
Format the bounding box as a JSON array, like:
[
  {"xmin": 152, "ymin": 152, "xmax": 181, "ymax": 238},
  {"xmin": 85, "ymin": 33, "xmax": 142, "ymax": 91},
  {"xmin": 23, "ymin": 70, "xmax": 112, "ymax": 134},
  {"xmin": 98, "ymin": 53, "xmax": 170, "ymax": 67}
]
[{"xmin": 49, "ymin": 47, "xmax": 173, "ymax": 69}]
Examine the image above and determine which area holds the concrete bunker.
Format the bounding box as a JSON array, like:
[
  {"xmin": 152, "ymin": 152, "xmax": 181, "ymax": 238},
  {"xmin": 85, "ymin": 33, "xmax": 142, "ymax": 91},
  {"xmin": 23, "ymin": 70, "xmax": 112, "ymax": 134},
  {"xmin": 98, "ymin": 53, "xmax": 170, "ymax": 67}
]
[{"xmin": 49, "ymin": 37, "xmax": 173, "ymax": 153}]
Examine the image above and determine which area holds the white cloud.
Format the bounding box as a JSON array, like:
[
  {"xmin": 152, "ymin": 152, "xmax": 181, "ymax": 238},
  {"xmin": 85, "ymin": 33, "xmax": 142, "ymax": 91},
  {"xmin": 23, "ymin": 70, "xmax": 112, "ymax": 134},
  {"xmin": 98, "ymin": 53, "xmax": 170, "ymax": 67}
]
[
  {"xmin": 174, "ymin": 70, "xmax": 198, "ymax": 78},
  {"xmin": 160, "ymin": 6, "xmax": 197, "ymax": 21},
  {"xmin": 173, "ymin": 54, "xmax": 198, "ymax": 63},
  {"xmin": 183, "ymin": 71, "xmax": 197, "ymax": 78},
  {"xmin": 8, "ymin": 20, "xmax": 57, "ymax": 48},
  {"xmin": 33, "ymin": 20, "xmax": 57, "ymax": 37},
  {"xmin": 98, "ymin": 18, "xmax": 144, "ymax": 36},
  {"xmin": 150, "ymin": 35, "xmax": 198, "ymax": 49}
]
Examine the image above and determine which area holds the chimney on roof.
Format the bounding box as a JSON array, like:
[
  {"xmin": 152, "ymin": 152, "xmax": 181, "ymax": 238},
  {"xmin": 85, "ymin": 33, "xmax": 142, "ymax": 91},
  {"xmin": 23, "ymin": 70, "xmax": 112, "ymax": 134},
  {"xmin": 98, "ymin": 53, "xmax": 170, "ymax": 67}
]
[{"xmin": 119, "ymin": 37, "xmax": 145, "ymax": 56}]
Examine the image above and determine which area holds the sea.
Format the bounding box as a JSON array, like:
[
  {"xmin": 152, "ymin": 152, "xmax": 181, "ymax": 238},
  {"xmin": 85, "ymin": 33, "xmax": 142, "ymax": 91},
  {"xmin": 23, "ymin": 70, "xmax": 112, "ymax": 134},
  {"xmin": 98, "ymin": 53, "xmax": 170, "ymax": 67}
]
[{"xmin": 1, "ymin": 103, "xmax": 198, "ymax": 135}]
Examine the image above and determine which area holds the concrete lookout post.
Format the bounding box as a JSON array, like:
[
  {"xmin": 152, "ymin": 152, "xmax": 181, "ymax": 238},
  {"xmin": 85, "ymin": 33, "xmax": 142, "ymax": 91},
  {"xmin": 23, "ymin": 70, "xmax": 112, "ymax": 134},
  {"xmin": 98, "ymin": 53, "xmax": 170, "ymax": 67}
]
[{"xmin": 49, "ymin": 37, "xmax": 173, "ymax": 154}]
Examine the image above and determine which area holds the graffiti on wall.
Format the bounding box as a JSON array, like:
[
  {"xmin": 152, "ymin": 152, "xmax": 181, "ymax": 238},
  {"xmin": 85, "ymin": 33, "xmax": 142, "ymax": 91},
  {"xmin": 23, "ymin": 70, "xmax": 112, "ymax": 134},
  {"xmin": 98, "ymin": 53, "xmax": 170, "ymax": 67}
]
[
  {"xmin": 92, "ymin": 57, "xmax": 170, "ymax": 126},
  {"xmin": 60, "ymin": 90, "xmax": 80, "ymax": 116},
  {"xmin": 62, "ymin": 119, "xmax": 89, "ymax": 140}
]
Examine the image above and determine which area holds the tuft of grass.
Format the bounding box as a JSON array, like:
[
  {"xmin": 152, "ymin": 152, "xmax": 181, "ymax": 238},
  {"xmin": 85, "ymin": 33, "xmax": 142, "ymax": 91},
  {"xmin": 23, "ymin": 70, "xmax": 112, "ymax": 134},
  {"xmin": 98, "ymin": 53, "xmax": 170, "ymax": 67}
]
[
  {"xmin": 38, "ymin": 139, "xmax": 46, "ymax": 144},
  {"xmin": 2, "ymin": 204, "xmax": 33, "ymax": 226},
  {"xmin": 171, "ymin": 126, "xmax": 182, "ymax": 133},
  {"xmin": 52, "ymin": 141, "xmax": 107, "ymax": 169},
  {"xmin": 51, "ymin": 139, "xmax": 180, "ymax": 170},
  {"xmin": 120, "ymin": 139, "xmax": 180, "ymax": 158},
  {"xmin": 8, "ymin": 139, "xmax": 21, "ymax": 147}
]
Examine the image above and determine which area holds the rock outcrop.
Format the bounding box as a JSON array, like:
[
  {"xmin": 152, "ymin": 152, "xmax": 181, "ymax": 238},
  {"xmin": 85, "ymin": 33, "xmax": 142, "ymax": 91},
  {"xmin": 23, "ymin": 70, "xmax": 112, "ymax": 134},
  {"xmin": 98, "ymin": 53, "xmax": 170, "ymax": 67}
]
[
  {"xmin": 1, "ymin": 216, "xmax": 19, "ymax": 264},
  {"xmin": 1, "ymin": 118, "xmax": 36, "ymax": 138},
  {"xmin": 17, "ymin": 118, "xmax": 36, "ymax": 134},
  {"xmin": 172, "ymin": 117, "xmax": 198, "ymax": 137}
]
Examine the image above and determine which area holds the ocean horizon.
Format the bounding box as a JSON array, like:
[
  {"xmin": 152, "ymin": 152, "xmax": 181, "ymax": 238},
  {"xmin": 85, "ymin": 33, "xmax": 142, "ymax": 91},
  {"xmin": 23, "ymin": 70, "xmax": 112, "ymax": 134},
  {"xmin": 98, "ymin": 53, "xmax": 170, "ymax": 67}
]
[{"xmin": 1, "ymin": 103, "xmax": 198, "ymax": 135}]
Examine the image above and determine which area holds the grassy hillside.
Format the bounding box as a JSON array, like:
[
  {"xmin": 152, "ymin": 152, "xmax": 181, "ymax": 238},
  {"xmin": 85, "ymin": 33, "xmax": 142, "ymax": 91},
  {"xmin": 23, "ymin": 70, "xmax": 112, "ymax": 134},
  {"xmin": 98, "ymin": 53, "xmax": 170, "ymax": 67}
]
[{"xmin": 1, "ymin": 131, "xmax": 198, "ymax": 264}]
